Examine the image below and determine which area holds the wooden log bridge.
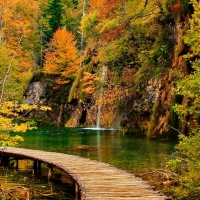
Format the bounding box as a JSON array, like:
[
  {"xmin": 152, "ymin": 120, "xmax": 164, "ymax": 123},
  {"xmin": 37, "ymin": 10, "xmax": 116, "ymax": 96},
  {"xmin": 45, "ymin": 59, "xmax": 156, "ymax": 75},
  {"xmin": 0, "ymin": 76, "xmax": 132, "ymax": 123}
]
[{"xmin": 0, "ymin": 147, "xmax": 170, "ymax": 200}]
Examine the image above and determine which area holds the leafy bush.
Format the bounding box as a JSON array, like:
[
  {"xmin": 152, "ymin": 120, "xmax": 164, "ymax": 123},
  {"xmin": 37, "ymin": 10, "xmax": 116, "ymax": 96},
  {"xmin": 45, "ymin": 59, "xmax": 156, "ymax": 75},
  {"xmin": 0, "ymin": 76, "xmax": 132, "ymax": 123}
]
[{"xmin": 165, "ymin": 133, "xmax": 200, "ymax": 199}]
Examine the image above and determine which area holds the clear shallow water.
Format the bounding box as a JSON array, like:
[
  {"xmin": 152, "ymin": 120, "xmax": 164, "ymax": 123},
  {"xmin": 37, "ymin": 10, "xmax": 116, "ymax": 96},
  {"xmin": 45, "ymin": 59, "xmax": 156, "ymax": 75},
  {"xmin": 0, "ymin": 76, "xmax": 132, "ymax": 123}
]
[
  {"xmin": 12, "ymin": 127, "xmax": 177, "ymax": 174},
  {"xmin": 0, "ymin": 160, "xmax": 77, "ymax": 200}
]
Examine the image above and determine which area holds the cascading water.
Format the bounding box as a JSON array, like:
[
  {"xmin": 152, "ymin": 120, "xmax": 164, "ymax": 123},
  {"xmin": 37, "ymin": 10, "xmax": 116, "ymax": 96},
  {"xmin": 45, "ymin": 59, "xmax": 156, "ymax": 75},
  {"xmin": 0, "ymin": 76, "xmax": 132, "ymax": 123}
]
[{"xmin": 96, "ymin": 65, "xmax": 107, "ymax": 129}]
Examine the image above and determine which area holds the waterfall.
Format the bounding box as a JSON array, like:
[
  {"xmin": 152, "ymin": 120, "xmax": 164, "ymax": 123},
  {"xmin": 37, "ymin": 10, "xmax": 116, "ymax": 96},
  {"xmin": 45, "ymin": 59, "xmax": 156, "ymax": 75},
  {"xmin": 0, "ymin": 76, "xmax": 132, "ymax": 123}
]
[{"xmin": 96, "ymin": 65, "xmax": 107, "ymax": 128}]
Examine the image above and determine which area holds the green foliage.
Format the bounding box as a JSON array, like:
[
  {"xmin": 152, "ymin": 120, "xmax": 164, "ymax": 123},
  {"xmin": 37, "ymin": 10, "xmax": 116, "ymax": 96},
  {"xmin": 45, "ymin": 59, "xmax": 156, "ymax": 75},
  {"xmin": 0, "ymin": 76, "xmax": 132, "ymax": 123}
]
[
  {"xmin": 165, "ymin": 132, "xmax": 200, "ymax": 199},
  {"xmin": 76, "ymin": 0, "xmax": 170, "ymax": 100},
  {"xmin": 68, "ymin": 67, "xmax": 84, "ymax": 102},
  {"xmin": 63, "ymin": 114, "xmax": 69, "ymax": 123},
  {"xmin": 62, "ymin": 0, "xmax": 83, "ymax": 41},
  {"xmin": 180, "ymin": 0, "xmax": 189, "ymax": 14},
  {"xmin": 83, "ymin": 57, "xmax": 91, "ymax": 64},
  {"xmin": 25, "ymin": 120, "xmax": 38, "ymax": 126},
  {"xmin": 43, "ymin": 0, "xmax": 65, "ymax": 39},
  {"xmin": 173, "ymin": 61, "xmax": 200, "ymax": 130},
  {"xmin": 154, "ymin": 66, "xmax": 164, "ymax": 76},
  {"xmin": 81, "ymin": 12, "xmax": 99, "ymax": 39},
  {"xmin": 183, "ymin": 0, "xmax": 200, "ymax": 58},
  {"xmin": 68, "ymin": 62, "xmax": 95, "ymax": 102},
  {"xmin": 98, "ymin": 18, "xmax": 120, "ymax": 33},
  {"xmin": 132, "ymin": 67, "xmax": 150, "ymax": 90},
  {"xmin": 98, "ymin": 34, "xmax": 133, "ymax": 65},
  {"xmin": 165, "ymin": 0, "xmax": 179, "ymax": 5},
  {"xmin": 150, "ymin": 33, "xmax": 172, "ymax": 67},
  {"xmin": 117, "ymin": 100, "xmax": 125, "ymax": 110},
  {"xmin": 63, "ymin": 0, "xmax": 79, "ymax": 8}
]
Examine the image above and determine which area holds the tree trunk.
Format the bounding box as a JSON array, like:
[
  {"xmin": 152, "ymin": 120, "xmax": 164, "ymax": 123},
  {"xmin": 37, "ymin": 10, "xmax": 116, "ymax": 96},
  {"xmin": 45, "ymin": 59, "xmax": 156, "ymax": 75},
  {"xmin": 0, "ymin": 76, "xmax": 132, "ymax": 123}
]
[{"xmin": 144, "ymin": 0, "xmax": 148, "ymax": 7}]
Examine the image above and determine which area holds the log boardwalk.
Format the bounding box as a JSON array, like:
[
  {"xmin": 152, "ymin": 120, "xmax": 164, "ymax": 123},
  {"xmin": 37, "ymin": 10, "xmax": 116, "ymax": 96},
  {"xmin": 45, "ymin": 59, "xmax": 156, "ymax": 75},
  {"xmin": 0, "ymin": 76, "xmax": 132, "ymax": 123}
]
[{"xmin": 0, "ymin": 147, "xmax": 170, "ymax": 200}]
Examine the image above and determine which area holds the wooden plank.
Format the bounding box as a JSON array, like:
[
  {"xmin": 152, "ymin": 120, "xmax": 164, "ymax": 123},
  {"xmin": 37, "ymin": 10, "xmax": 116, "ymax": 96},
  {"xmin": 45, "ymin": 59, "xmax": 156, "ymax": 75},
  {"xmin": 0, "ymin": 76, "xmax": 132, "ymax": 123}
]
[{"xmin": 0, "ymin": 147, "xmax": 170, "ymax": 200}]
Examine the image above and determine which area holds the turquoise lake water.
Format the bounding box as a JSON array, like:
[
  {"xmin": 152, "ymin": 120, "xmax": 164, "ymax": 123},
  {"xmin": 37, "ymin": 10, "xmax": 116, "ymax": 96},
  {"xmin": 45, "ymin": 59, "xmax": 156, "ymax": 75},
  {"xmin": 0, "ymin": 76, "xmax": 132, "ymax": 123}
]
[{"xmin": 15, "ymin": 127, "xmax": 177, "ymax": 174}]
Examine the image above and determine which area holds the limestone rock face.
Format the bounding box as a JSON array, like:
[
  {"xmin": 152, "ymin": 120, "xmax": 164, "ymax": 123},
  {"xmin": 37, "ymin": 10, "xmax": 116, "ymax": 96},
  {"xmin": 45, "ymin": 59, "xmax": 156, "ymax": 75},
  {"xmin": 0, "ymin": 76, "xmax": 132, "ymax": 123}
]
[
  {"xmin": 148, "ymin": 14, "xmax": 190, "ymax": 139},
  {"xmin": 120, "ymin": 78, "xmax": 160, "ymax": 134},
  {"xmin": 25, "ymin": 81, "xmax": 46, "ymax": 105},
  {"xmin": 65, "ymin": 102, "xmax": 83, "ymax": 127}
]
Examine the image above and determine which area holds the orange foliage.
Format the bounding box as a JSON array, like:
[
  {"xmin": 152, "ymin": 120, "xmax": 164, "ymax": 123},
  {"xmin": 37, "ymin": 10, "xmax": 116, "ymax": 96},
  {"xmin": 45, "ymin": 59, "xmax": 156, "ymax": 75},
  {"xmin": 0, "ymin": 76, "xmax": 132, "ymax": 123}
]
[
  {"xmin": 98, "ymin": 85, "xmax": 127, "ymax": 127},
  {"xmin": 0, "ymin": 0, "xmax": 39, "ymax": 100},
  {"xmin": 98, "ymin": 0, "xmax": 125, "ymax": 20},
  {"xmin": 87, "ymin": 0, "xmax": 126, "ymax": 42},
  {"xmin": 1, "ymin": 0, "xmax": 39, "ymax": 49},
  {"xmin": 122, "ymin": 67, "xmax": 133, "ymax": 86},
  {"xmin": 81, "ymin": 72, "xmax": 101, "ymax": 94},
  {"xmin": 168, "ymin": 2, "xmax": 182, "ymax": 14},
  {"xmin": 101, "ymin": 21, "xmax": 127, "ymax": 42},
  {"xmin": 88, "ymin": 0, "xmax": 125, "ymax": 19},
  {"xmin": 88, "ymin": 0, "xmax": 105, "ymax": 12},
  {"xmin": 44, "ymin": 28, "xmax": 79, "ymax": 85}
]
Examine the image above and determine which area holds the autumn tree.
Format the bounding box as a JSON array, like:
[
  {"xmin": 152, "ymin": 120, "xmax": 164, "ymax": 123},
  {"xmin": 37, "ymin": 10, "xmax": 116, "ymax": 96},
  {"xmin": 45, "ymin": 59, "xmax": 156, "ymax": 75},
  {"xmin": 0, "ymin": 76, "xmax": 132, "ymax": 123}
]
[
  {"xmin": 0, "ymin": 0, "xmax": 48, "ymax": 146},
  {"xmin": 40, "ymin": 0, "xmax": 83, "ymax": 68},
  {"xmin": 44, "ymin": 28, "xmax": 79, "ymax": 85},
  {"xmin": 43, "ymin": 28, "xmax": 79, "ymax": 125},
  {"xmin": 0, "ymin": 0, "xmax": 40, "ymax": 101},
  {"xmin": 81, "ymin": 72, "xmax": 101, "ymax": 94}
]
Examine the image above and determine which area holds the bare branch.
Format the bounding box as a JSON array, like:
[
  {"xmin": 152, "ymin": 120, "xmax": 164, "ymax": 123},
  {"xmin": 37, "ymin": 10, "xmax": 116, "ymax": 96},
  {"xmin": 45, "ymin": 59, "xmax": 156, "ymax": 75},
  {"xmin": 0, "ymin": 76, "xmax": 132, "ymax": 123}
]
[{"xmin": 168, "ymin": 125, "xmax": 182, "ymax": 135}]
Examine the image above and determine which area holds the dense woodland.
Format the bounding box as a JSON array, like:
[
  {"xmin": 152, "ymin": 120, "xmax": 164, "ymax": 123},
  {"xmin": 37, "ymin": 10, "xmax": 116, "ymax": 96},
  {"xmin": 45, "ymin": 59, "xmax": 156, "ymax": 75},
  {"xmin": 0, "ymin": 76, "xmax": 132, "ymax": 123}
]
[{"xmin": 1, "ymin": 0, "xmax": 200, "ymax": 199}]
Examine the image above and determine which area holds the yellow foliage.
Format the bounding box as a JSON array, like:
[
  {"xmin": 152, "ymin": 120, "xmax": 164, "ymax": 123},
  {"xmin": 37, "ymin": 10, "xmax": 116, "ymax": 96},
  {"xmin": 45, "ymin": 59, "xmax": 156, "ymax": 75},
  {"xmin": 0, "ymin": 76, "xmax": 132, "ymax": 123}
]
[
  {"xmin": 19, "ymin": 104, "xmax": 37, "ymax": 111},
  {"xmin": 14, "ymin": 124, "xmax": 29, "ymax": 133},
  {"xmin": 0, "ymin": 132, "xmax": 24, "ymax": 147},
  {"xmin": 0, "ymin": 100, "xmax": 50, "ymax": 146},
  {"xmin": 0, "ymin": 117, "xmax": 13, "ymax": 131},
  {"xmin": 40, "ymin": 106, "xmax": 52, "ymax": 111}
]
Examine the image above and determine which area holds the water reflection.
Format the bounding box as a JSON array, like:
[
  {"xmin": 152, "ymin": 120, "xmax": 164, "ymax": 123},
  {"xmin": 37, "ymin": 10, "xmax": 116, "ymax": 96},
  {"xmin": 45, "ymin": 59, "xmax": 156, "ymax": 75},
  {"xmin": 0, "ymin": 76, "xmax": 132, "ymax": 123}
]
[
  {"xmin": 0, "ymin": 159, "xmax": 77, "ymax": 200},
  {"xmin": 12, "ymin": 127, "xmax": 177, "ymax": 174}
]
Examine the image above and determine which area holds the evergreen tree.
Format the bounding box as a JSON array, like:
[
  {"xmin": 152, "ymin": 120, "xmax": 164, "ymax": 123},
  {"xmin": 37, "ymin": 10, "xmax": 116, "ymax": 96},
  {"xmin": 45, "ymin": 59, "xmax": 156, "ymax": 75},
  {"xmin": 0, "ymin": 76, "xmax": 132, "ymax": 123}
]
[{"xmin": 44, "ymin": 0, "xmax": 64, "ymax": 40}]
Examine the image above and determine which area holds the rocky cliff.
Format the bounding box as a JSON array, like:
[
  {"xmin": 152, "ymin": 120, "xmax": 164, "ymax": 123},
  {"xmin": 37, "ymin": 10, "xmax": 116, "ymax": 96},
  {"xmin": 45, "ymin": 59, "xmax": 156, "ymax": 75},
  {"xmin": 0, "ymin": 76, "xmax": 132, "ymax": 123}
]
[{"xmin": 25, "ymin": 1, "xmax": 193, "ymax": 139}]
